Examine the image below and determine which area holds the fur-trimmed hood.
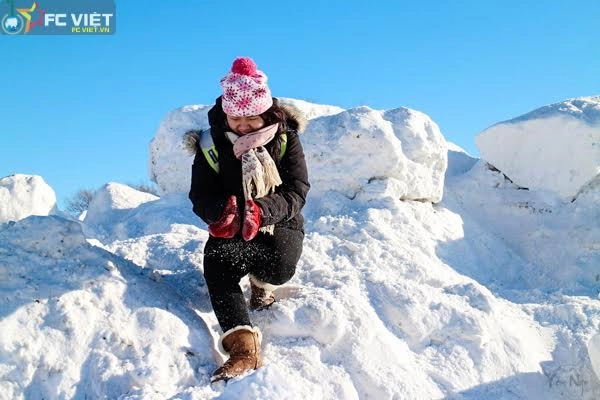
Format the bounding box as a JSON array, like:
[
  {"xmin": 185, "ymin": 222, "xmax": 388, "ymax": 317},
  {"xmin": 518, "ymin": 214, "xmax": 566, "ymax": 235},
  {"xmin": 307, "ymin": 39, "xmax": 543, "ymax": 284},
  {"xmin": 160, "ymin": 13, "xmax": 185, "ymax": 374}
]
[
  {"xmin": 183, "ymin": 98, "xmax": 307, "ymax": 155},
  {"xmin": 279, "ymin": 102, "xmax": 308, "ymax": 133},
  {"xmin": 183, "ymin": 130, "xmax": 203, "ymax": 155}
]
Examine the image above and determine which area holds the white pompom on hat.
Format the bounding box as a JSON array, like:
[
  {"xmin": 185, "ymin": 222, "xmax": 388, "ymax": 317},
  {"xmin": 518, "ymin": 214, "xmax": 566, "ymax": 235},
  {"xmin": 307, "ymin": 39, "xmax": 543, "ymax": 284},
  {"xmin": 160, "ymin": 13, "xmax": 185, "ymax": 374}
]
[{"xmin": 220, "ymin": 57, "xmax": 273, "ymax": 117}]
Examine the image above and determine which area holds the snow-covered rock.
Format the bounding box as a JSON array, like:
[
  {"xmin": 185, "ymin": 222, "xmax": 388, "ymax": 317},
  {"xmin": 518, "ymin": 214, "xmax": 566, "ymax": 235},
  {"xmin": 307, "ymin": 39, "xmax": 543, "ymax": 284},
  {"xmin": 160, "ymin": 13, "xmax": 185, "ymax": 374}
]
[
  {"xmin": 0, "ymin": 174, "xmax": 57, "ymax": 223},
  {"xmin": 475, "ymin": 96, "xmax": 600, "ymax": 200},
  {"xmin": 303, "ymin": 106, "xmax": 447, "ymax": 203}
]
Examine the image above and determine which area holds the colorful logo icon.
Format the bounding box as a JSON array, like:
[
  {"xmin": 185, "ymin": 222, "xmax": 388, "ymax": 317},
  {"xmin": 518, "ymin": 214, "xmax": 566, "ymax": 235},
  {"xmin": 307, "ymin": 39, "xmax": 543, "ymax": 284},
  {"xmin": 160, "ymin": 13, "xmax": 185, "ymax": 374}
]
[
  {"xmin": 16, "ymin": 1, "xmax": 45, "ymax": 33},
  {"xmin": 1, "ymin": 0, "xmax": 25, "ymax": 34}
]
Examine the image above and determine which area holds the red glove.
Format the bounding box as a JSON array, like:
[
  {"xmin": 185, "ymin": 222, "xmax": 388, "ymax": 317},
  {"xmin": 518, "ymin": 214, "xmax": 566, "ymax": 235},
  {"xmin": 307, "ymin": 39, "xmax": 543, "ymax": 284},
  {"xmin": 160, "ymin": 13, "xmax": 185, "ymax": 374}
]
[
  {"xmin": 242, "ymin": 199, "xmax": 262, "ymax": 241},
  {"xmin": 208, "ymin": 195, "xmax": 240, "ymax": 239}
]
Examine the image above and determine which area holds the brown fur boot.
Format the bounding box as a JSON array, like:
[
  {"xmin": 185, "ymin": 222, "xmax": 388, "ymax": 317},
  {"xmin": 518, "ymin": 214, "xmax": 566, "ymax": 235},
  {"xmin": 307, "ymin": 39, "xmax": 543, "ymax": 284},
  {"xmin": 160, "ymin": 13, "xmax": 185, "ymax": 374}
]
[
  {"xmin": 211, "ymin": 326, "xmax": 262, "ymax": 383},
  {"xmin": 249, "ymin": 275, "xmax": 276, "ymax": 311}
]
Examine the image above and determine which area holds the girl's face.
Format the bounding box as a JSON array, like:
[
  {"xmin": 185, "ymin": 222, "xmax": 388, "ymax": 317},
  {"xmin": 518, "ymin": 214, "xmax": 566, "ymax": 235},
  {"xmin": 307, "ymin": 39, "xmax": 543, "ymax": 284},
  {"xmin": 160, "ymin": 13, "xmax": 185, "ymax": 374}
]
[{"xmin": 226, "ymin": 115, "xmax": 265, "ymax": 135}]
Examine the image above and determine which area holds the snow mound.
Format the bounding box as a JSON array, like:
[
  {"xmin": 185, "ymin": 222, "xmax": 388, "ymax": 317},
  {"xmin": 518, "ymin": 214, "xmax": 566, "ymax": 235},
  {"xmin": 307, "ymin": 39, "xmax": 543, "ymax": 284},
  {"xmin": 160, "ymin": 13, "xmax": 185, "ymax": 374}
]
[
  {"xmin": 446, "ymin": 142, "xmax": 478, "ymax": 179},
  {"xmin": 277, "ymin": 97, "xmax": 345, "ymax": 120},
  {"xmin": 3, "ymin": 160, "xmax": 600, "ymax": 398},
  {"xmin": 0, "ymin": 215, "xmax": 214, "ymax": 400},
  {"xmin": 148, "ymin": 99, "xmax": 344, "ymax": 196},
  {"xmin": 507, "ymin": 96, "xmax": 600, "ymax": 125},
  {"xmin": 83, "ymin": 182, "xmax": 160, "ymax": 241},
  {"xmin": 81, "ymin": 194, "xmax": 554, "ymax": 399},
  {"xmin": 443, "ymin": 158, "xmax": 600, "ymax": 294},
  {"xmin": 0, "ymin": 174, "xmax": 57, "ymax": 223},
  {"xmin": 5, "ymin": 97, "xmax": 600, "ymax": 399},
  {"xmin": 303, "ymin": 106, "xmax": 447, "ymax": 203},
  {"xmin": 149, "ymin": 104, "xmax": 212, "ymax": 195},
  {"xmin": 148, "ymin": 99, "xmax": 447, "ymax": 203},
  {"xmin": 475, "ymin": 96, "xmax": 600, "ymax": 200},
  {"xmin": 83, "ymin": 183, "xmax": 205, "ymax": 246}
]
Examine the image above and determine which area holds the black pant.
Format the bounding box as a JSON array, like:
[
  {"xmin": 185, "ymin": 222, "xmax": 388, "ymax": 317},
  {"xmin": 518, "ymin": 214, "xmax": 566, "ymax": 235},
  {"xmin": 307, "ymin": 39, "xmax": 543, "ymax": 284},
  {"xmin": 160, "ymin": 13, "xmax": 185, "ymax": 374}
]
[{"xmin": 203, "ymin": 226, "xmax": 304, "ymax": 332}]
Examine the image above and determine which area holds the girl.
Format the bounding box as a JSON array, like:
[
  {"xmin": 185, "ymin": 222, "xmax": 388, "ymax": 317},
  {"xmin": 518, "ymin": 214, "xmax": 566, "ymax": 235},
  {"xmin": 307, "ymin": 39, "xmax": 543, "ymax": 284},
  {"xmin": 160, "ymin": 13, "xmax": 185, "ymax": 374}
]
[{"xmin": 187, "ymin": 57, "xmax": 309, "ymax": 382}]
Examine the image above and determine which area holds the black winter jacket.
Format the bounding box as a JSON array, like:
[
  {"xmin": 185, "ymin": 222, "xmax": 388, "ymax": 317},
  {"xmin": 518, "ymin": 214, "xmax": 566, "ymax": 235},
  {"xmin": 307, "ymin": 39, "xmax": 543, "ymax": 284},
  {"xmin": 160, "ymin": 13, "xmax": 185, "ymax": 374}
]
[{"xmin": 188, "ymin": 97, "xmax": 310, "ymax": 233}]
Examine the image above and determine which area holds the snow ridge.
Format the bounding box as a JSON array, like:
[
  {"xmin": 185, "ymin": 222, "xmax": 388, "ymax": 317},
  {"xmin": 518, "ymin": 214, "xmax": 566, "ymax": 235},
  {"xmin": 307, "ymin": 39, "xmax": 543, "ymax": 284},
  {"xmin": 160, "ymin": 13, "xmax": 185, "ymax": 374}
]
[{"xmin": 2, "ymin": 97, "xmax": 600, "ymax": 399}]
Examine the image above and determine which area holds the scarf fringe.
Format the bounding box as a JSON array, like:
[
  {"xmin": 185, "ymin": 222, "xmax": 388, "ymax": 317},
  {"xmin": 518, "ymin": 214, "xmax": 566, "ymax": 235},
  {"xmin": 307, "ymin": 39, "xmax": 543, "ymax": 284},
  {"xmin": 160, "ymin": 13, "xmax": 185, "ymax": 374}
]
[
  {"xmin": 256, "ymin": 147, "xmax": 282, "ymax": 193},
  {"xmin": 237, "ymin": 142, "xmax": 283, "ymax": 236}
]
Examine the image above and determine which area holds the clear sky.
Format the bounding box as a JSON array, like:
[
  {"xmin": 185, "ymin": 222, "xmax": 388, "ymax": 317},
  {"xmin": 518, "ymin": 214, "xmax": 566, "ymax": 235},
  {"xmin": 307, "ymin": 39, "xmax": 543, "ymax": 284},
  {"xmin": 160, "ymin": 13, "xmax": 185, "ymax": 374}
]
[{"xmin": 1, "ymin": 0, "xmax": 598, "ymax": 208}]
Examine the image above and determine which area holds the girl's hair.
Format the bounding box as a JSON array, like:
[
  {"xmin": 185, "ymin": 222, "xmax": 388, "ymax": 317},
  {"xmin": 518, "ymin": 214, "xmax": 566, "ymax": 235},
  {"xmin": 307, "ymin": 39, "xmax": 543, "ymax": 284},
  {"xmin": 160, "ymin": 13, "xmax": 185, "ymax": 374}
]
[
  {"xmin": 259, "ymin": 100, "xmax": 287, "ymax": 134},
  {"xmin": 259, "ymin": 99, "xmax": 287, "ymax": 163}
]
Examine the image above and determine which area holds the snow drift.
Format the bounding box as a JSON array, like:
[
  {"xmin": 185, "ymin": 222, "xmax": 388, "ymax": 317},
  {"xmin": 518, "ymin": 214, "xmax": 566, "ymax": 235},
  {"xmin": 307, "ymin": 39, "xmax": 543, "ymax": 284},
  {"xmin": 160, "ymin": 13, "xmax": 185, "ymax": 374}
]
[
  {"xmin": 303, "ymin": 106, "xmax": 447, "ymax": 203},
  {"xmin": 0, "ymin": 215, "xmax": 213, "ymax": 399},
  {"xmin": 2, "ymin": 97, "xmax": 600, "ymax": 399},
  {"xmin": 476, "ymin": 96, "xmax": 600, "ymax": 200},
  {"xmin": 148, "ymin": 99, "xmax": 447, "ymax": 203},
  {"xmin": 148, "ymin": 98, "xmax": 344, "ymax": 196},
  {"xmin": 83, "ymin": 182, "xmax": 159, "ymax": 241},
  {"xmin": 0, "ymin": 174, "xmax": 57, "ymax": 223}
]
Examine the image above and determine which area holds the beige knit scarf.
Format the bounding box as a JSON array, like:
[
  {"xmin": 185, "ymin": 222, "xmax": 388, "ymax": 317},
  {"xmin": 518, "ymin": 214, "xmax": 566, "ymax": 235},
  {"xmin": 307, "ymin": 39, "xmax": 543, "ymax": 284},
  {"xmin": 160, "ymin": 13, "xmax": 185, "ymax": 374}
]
[{"xmin": 225, "ymin": 123, "xmax": 282, "ymax": 235}]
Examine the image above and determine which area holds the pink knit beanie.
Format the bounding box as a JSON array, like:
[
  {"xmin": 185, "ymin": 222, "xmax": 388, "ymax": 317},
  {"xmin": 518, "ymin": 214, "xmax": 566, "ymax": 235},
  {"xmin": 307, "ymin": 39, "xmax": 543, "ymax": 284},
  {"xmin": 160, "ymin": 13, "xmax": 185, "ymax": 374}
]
[{"xmin": 220, "ymin": 57, "xmax": 273, "ymax": 117}]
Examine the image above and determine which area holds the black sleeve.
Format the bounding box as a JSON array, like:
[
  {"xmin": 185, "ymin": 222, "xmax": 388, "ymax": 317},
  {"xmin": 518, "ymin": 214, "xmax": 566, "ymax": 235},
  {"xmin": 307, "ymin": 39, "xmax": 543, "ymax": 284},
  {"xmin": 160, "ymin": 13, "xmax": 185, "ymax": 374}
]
[
  {"xmin": 255, "ymin": 130, "xmax": 310, "ymax": 226},
  {"xmin": 189, "ymin": 150, "xmax": 227, "ymax": 224}
]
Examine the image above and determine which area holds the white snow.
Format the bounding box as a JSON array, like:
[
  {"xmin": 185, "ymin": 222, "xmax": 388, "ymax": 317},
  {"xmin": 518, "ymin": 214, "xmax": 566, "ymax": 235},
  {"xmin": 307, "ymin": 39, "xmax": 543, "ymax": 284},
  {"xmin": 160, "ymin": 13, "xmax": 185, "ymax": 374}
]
[
  {"xmin": 445, "ymin": 142, "xmax": 478, "ymax": 179},
  {"xmin": 148, "ymin": 104, "xmax": 212, "ymax": 195},
  {"xmin": 303, "ymin": 106, "xmax": 447, "ymax": 203},
  {"xmin": 589, "ymin": 333, "xmax": 600, "ymax": 385},
  {"xmin": 0, "ymin": 216, "xmax": 212, "ymax": 400},
  {"xmin": 149, "ymin": 101, "xmax": 447, "ymax": 203},
  {"xmin": 148, "ymin": 98, "xmax": 345, "ymax": 196},
  {"xmin": 0, "ymin": 174, "xmax": 57, "ymax": 223},
  {"xmin": 476, "ymin": 96, "xmax": 600, "ymax": 200},
  {"xmin": 277, "ymin": 97, "xmax": 345, "ymax": 120},
  {"xmin": 83, "ymin": 182, "xmax": 159, "ymax": 241},
  {"xmin": 1, "ymin": 97, "xmax": 600, "ymax": 399}
]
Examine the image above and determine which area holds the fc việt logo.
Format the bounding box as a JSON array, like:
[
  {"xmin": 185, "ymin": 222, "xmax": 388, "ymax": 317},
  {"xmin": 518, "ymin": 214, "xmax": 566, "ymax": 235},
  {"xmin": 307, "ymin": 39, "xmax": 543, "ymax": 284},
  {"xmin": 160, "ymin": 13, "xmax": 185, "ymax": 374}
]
[{"xmin": 1, "ymin": 0, "xmax": 116, "ymax": 35}]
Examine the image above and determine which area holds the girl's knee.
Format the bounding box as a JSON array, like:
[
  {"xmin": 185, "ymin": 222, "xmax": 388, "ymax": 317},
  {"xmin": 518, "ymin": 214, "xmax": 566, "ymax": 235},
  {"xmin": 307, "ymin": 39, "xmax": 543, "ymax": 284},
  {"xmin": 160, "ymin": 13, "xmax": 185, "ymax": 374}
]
[{"xmin": 256, "ymin": 261, "xmax": 296, "ymax": 286}]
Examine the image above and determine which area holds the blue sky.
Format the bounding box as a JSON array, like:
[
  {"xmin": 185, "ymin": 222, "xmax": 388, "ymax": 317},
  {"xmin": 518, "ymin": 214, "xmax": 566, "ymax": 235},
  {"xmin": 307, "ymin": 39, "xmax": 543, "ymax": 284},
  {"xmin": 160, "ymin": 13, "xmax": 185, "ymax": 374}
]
[{"xmin": 1, "ymin": 0, "xmax": 598, "ymax": 208}]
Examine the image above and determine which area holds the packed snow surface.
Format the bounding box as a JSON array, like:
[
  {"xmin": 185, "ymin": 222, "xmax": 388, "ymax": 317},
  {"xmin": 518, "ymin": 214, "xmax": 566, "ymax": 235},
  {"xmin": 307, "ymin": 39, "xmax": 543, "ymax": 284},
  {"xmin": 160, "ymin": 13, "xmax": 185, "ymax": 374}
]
[
  {"xmin": 476, "ymin": 96, "xmax": 600, "ymax": 200},
  {"xmin": 0, "ymin": 174, "xmax": 57, "ymax": 223},
  {"xmin": 1, "ymin": 97, "xmax": 600, "ymax": 399}
]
